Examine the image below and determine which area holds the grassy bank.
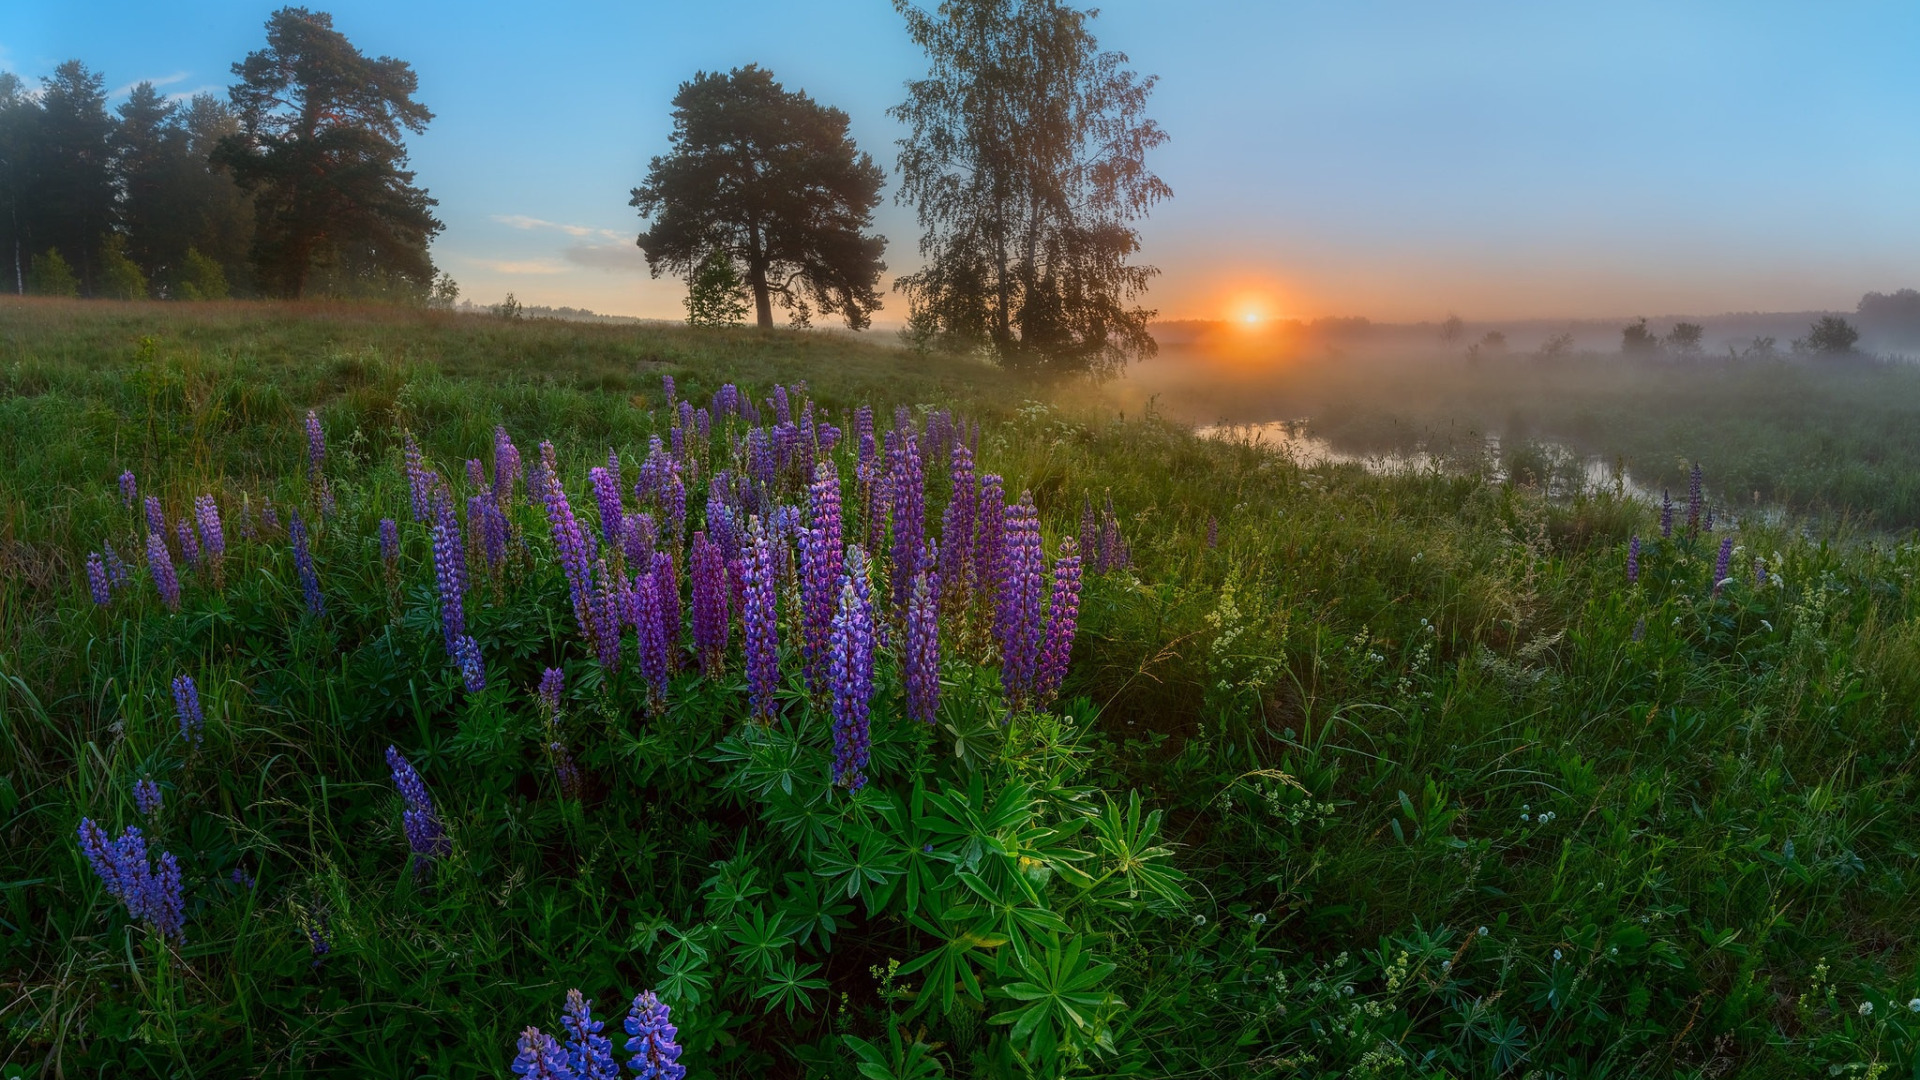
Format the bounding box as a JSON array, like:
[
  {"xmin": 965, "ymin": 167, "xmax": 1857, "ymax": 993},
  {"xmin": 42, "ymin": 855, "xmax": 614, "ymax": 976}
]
[{"xmin": 2, "ymin": 300, "xmax": 1917, "ymax": 1078}]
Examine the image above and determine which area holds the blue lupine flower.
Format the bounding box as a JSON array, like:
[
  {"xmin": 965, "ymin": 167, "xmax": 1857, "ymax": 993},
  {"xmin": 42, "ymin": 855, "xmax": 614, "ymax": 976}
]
[
  {"xmin": 537, "ymin": 667, "xmax": 565, "ymax": 718},
  {"xmin": 134, "ymin": 778, "xmax": 163, "ymax": 818},
  {"xmin": 494, "ymin": 426, "xmax": 523, "ymax": 509},
  {"xmin": 385, "ymin": 746, "xmax": 450, "ymax": 873},
  {"xmin": 513, "ymin": 1026, "xmax": 576, "ymax": 1080},
  {"xmin": 453, "ymin": 634, "xmax": 486, "ymax": 693},
  {"xmin": 172, "ymin": 674, "xmax": 204, "ymax": 746},
  {"xmin": 742, "ymin": 517, "xmax": 779, "ymax": 721},
  {"xmin": 1627, "ymin": 535, "xmax": 1640, "ymax": 584},
  {"xmin": 103, "ymin": 542, "xmax": 131, "ymax": 589},
  {"xmin": 405, "ymin": 433, "xmax": 433, "ymax": 522},
  {"xmin": 431, "ymin": 490, "xmax": 468, "ymax": 652},
  {"xmin": 905, "ymin": 563, "xmax": 941, "ymax": 724},
  {"xmin": 76, "ymin": 818, "xmax": 185, "ymax": 942},
  {"xmin": 1713, "ymin": 536, "xmax": 1734, "ymax": 594},
  {"xmin": 562, "ymin": 990, "xmax": 621, "ymax": 1080},
  {"xmin": 1686, "ymin": 463, "xmax": 1703, "ymax": 533},
  {"xmin": 830, "ymin": 546, "xmax": 875, "ymax": 791},
  {"xmin": 176, "ymin": 517, "xmax": 200, "ymax": 570},
  {"xmin": 623, "ymin": 991, "xmax": 685, "ymax": 1080},
  {"xmin": 119, "ymin": 469, "xmax": 137, "ymax": 507},
  {"xmin": 1660, "ymin": 491, "xmax": 1673, "ymax": 538},
  {"xmin": 147, "ymin": 529, "xmax": 181, "ymax": 611},
  {"xmin": 290, "ymin": 512, "xmax": 323, "ymax": 616},
  {"xmin": 87, "ymin": 552, "xmax": 111, "ymax": 605},
  {"xmin": 379, "ymin": 518, "xmax": 400, "ymax": 566},
  {"xmin": 145, "ymin": 495, "xmax": 166, "ymax": 537},
  {"xmin": 305, "ymin": 409, "xmax": 326, "ymax": 479}
]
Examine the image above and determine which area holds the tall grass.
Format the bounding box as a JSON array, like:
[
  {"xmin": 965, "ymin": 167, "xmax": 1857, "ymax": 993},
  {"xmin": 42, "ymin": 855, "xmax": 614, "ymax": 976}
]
[{"xmin": 1, "ymin": 299, "xmax": 1916, "ymax": 1078}]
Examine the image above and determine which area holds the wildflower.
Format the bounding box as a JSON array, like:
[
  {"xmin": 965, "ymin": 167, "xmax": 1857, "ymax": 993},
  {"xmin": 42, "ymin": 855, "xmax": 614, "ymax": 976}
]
[
  {"xmin": 537, "ymin": 667, "xmax": 565, "ymax": 718},
  {"xmin": 1858, "ymin": 1001, "xmax": 1873, "ymax": 1017},
  {"xmin": 938, "ymin": 444, "xmax": 976, "ymax": 611},
  {"xmin": 854, "ymin": 405, "xmax": 875, "ymax": 471},
  {"xmin": 146, "ymin": 495, "xmax": 166, "ymax": 537},
  {"xmin": 540, "ymin": 441, "xmax": 604, "ymax": 652},
  {"xmin": 742, "ymin": 518, "xmax": 780, "ymax": 722},
  {"xmin": 886, "ymin": 428, "xmax": 926, "ymax": 616},
  {"xmin": 973, "ymin": 475, "xmax": 1005, "ymax": 607},
  {"xmin": 467, "ymin": 457, "xmax": 487, "ymax": 490},
  {"xmin": 633, "ymin": 569, "xmax": 670, "ymax": 705},
  {"xmin": 1206, "ymin": 516, "xmax": 1219, "ymax": 550},
  {"xmin": 689, "ymin": 531, "xmax": 730, "ymax": 676},
  {"xmin": 590, "ymin": 464, "xmax": 625, "ymax": 548},
  {"xmin": 652, "ymin": 551, "xmax": 680, "ymax": 668},
  {"xmin": 76, "ymin": 818, "xmax": 185, "ymax": 942},
  {"xmin": 994, "ymin": 492, "xmax": 1045, "ymax": 706},
  {"xmin": 830, "ymin": 546, "xmax": 876, "ymax": 790},
  {"xmin": 453, "ymin": 634, "xmax": 487, "ymax": 693},
  {"xmin": 1477, "ymin": 926, "xmax": 1489, "ymax": 936},
  {"xmin": 231, "ymin": 867, "xmax": 254, "ymax": 888},
  {"xmin": 1754, "ymin": 557, "xmax": 1767, "ymax": 589},
  {"xmin": 289, "ymin": 512, "xmax": 323, "ymax": 616},
  {"xmin": 103, "ymin": 543, "xmax": 131, "ymax": 588},
  {"xmin": 134, "ymin": 778, "xmax": 163, "ymax": 818},
  {"xmin": 1908, "ymin": 998, "xmax": 1920, "ymax": 1013},
  {"xmin": 513, "ymin": 1027, "xmax": 575, "ymax": 1080},
  {"xmin": 662, "ymin": 373, "xmax": 676, "ymax": 406},
  {"xmin": 624, "ymin": 990, "xmax": 685, "ymax": 1080},
  {"xmin": 305, "ymin": 409, "xmax": 326, "ymax": 479},
  {"xmin": 1553, "ymin": 949, "xmax": 1562, "ymax": 962},
  {"xmin": 589, "ymin": 559, "xmax": 624, "ymax": 671},
  {"xmin": 385, "ymin": 746, "xmax": 450, "ymax": 873},
  {"xmin": 431, "ymin": 491, "xmax": 468, "ymax": 652},
  {"xmin": 176, "ymin": 517, "xmax": 200, "ymax": 570},
  {"xmin": 262, "ymin": 502, "xmax": 279, "ymax": 532},
  {"xmin": 173, "ymin": 674, "xmax": 204, "ymax": 746},
  {"xmin": 562, "ymin": 989, "xmax": 620, "ymax": 1080},
  {"xmin": 1686, "ymin": 463, "xmax": 1703, "ymax": 533},
  {"xmin": 1079, "ymin": 496, "xmax": 1100, "ymax": 571},
  {"xmin": 119, "ymin": 469, "xmax": 137, "ymax": 507},
  {"xmin": 195, "ymin": 494, "xmax": 225, "ymax": 566},
  {"xmin": 147, "ymin": 530, "xmax": 181, "ymax": 610},
  {"xmin": 1101, "ymin": 494, "xmax": 1128, "ymax": 571},
  {"xmin": 1626, "ymin": 535, "xmax": 1639, "ymax": 584},
  {"xmin": 306, "ymin": 912, "xmax": 331, "ymax": 964},
  {"xmin": 379, "ymin": 517, "xmax": 400, "ymax": 566},
  {"xmin": 404, "ymin": 433, "xmax": 433, "ymax": 521},
  {"xmin": 801, "ymin": 463, "xmax": 844, "ymax": 691},
  {"xmin": 905, "ymin": 562, "xmax": 941, "ymax": 723},
  {"xmin": 1659, "ymin": 491, "xmax": 1673, "ymax": 539},
  {"xmin": 624, "ymin": 512, "xmax": 657, "ymax": 567},
  {"xmin": 87, "ymin": 553, "xmax": 111, "ymax": 605},
  {"xmin": 494, "ymin": 426, "xmax": 523, "ymax": 509},
  {"xmin": 1712, "ymin": 535, "xmax": 1733, "ymax": 594},
  {"xmin": 1033, "ymin": 538, "xmax": 1083, "ymax": 708}
]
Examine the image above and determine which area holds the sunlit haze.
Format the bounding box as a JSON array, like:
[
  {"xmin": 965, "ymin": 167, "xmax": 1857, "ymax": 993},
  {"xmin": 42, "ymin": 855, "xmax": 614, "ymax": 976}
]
[{"xmin": 8, "ymin": 0, "xmax": 1917, "ymax": 322}]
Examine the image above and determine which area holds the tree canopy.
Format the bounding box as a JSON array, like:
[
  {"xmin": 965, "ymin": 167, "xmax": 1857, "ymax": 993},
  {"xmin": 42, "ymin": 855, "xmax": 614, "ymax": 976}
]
[
  {"xmin": 217, "ymin": 7, "xmax": 441, "ymax": 298},
  {"xmin": 631, "ymin": 65, "xmax": 887, "ymax": 331},
  {"xmin": 891, "ymin": 0, "xmax": 1170, "ymax": 377}
]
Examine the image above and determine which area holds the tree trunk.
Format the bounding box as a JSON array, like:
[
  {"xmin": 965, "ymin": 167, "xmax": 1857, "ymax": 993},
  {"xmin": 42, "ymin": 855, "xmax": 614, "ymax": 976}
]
[{"xmin": 748, "ymin": 229, "xmax": 772, "ymax": 329}]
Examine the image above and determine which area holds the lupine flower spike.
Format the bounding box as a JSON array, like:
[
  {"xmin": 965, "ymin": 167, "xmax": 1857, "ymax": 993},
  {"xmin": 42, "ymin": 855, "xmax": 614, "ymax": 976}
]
[
  {"xmin": 1712, "ymin": 536, "xmax": 1734, "ymax": 594},
  {"xmin": 134, "ymin": 778, "xmax": 163, "ymax": 818},
  {"xmin": 147, "ymin": 529, "xmax": 181, "ymax": 611},
  {"xmin": 830, "ymin": 546, "xmax": 876, "ymax": 790},
  {"xmin": 624, "ymin": 991, "xmax": 686, "ymax": 1080},
  {"xmin": 290, "ymin": 512, "xmax": 323, "ymax": 616},
  {"xmin": 742, "ymin": 517, "xmax": 780, "ymax": 722},
  {"xmin": 512, "ymin": 1027, "xmax": 574, "ymax": 1080},
  {"xmin": 1627, "ymin": 535, "xmax": 1640, "ymax": 584},
  {"xmin": 561, "ymin": 990, "xmax": 620, "ymax": 1080},
  {"xmin": 76, "ymin": 818, "xmax": 185, "ymax": 942},
  {"xmin": 386, "ymin": 747, "xmax": 451, "ymax": 873},
  {"xmin": 173, "ymin": 674, "xmax": 204, "ymax": 746}
]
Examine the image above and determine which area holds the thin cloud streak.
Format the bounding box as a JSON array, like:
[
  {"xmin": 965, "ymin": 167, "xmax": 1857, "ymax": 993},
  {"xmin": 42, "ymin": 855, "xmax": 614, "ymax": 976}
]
[
  {"xmin": 491, "ymin": 214, "xmax": 625, "ymax": 241},
  {"xmin": 469, "ymin": 257, "xmax": 569, "ymax": 275},
  {"xmin": 106, "ymin": 70, "xmax": 190, "ymax": 99},
  {"xmin": 563, "ymin": 240, "xmax": 646, "ymax": 273}
]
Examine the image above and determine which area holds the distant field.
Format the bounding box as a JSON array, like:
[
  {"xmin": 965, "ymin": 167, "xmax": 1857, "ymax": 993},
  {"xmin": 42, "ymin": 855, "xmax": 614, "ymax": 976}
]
[
  {"xmin": 2, "ymin": 299, "xmax": 1916, "ymax": 1078},
  {"xmin": 1119, "ymin": 339, "xmax": 1920, "ymax": 527}
]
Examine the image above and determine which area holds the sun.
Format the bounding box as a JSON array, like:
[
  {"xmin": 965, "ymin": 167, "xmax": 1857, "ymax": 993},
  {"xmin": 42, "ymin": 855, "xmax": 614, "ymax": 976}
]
[{"xmin": 1241, "ymin": 311, "xmax": 1261, "ymax": 325}]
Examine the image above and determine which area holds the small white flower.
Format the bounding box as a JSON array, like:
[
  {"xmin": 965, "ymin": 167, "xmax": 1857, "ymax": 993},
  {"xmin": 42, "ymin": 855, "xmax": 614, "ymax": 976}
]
[
  {"xmin": 1609, "ymin": 946, "xmax": 1618, "ymax": 956},
  {"xmin": 1520, "ymin": 813, "xmax": 1530, "ymax": 822},
  {"xmin": 1194, "ymin": 914, "xmax": 1207, "ymax": 926},
  {"xmin": 1342, "ymin": 985, "xmax": 1354, "ymax": 996},
  {"xmin": 1858, "ymin": 1001, "xmax": 1874, "ymax": 1016},
  {"xmin": 1908, "ymin": 998, "xmax": 1920, "ymax": 1013},
  {"xmin": 1251, "ymin": 912, "xmax": 1267, "ymax": 925},
  {"xmin": 1553, "ymin": 949, "xmax": 1563, "ymax": 962},
  {"xmin": 1477, "ymin": 926, "xmax": 1489, "ymax": 937},
  {"xmin": 1441, "ymin": 960, "xmax": 1452, "ymax": 972}
]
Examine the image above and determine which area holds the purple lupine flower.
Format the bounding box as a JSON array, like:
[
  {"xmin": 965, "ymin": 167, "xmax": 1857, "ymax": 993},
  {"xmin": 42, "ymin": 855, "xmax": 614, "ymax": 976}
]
[
  {"xmin": 1206, "ymin": 516, "xmax": 1219, "ymax": 550},
  {"xmin": 974, "ymin": 475, "xmax": 1005, "ymax": 606},
  {"xmin": 453, "ymin": 634, "xmax": 487, "ymax": 693},
  {"xmin": 537, "ymin": 667, "xmax": 565, "ymax": 717},
  {"xmin": 306, "ymin": 911, "xmax": 331, "ymax": 964},
  {"xmin": 1713, "ymin": 536, "xmax": 1734, "ymax": 594},
  {"xmin": 623, "ymin": 512, "xmax": 657, "ymax": 567},
  {"xmin": 887, "ymin": 428, "xmax": 927, "ymax": 618},
  {"xmin": 1079, "ymin": 497, "xmax": 1100, "ymax": 572},
  {"xmin": 662, "ymin": 374, "xmax": 677, "ymax": 407},
  {"xmin": 430, "ymin": 490, "xmax": 469, "ymax": 651},
  {"xmin": 1703, "ymin": 507, "xmax": 1715, "ymax": 533},
  {"xmin": 176, "ymin": 517, "xmax": 200, "ymax": 571},
  {"xmin": 173, "ymin": 674, "xmax": 204, "ymax": 746},
  {"xmin": 119, "ymin": 470, "xmax": 137, "ymax": 507},
  {"xmin": 475, "ymin": 496, "xmax": 509, "ymax": 571},
  {"xmin": 562, "ymin": 990, "xmax": 620, "ymax": 1080},
  {"xmin": 145, "ymin": 850, "xmax": 184, "ymax": 941},
  {"xmin": 87, "ymin": 553, "xmax": 111, "ymax": 605},
  {"xmin": 772, "ymin": 384, "xmax": 791, "ymax": 426},
  {"xmin": 195, "ymin": 494, "xmax": 225, "ymax": 560},
  {"xmin": 661, "ymin": 472, "xmax": 687, "ymax": 548},
  {"xmin": 689, "ymin": 531, "xmax": 729, "ymax": 676},
  {"xmin": 669, "ymin": 423, "xmax": 685, "ymax": 465},
  {"xmin": 830, "ymin": 546, "xmax": 876, "ymax": 791},
  {"xmin": 262, "ymin": 501, "xmax": 279, "ymax": 532},
  {"xmin": 1033, "ymin": 539, "xmax": 1082, "ymax": 707},
  {"xmin": 1660, "ymin": 491, "xmax": 1674, "ymax": 539},
  {"xmin": 747, "ymin": 428, "xmax": 776, "ymax": 488},
  {"xmin": 1755, "ymin": 557, "xmax": 1768, "ymax": 589},
  {"xmin": 380, "ymin": 517, "xmax": 400, "ymax": 567},
  {"xmin": 305, "ymin": 410, "xmax": 326, "ymax": 479},
  {"xmin": 386, "ymin": 746, "xmax": 451, "ymax": 872},
  {"xmin": 551, "ymin": 741, "xmax": 582, "ymax": 798},
  {"xmin": 134, "ymin": 778, "xmax": 163, "ymax": 818},
  {"xmin": 405, "ymin": 434, "xmax": 433, "ymax": 522},
  {"xmin": 905, "ymin": 564, "xmax": 941, "ymax": 724},
  {"xmin": 76, "ymin": 819, "xmax": 185, "ymax": 942},
  {"xmin": 513, "ymin": 1027, "xmax": 575, "ymax": 1080},
  {"xmin": 589, "ymin": 559, "xmax": 624, "ymax": 671},
  {"xmin": 1686, "ymin": 463, "xmax": 1703, "ymax": 533},
  {"xmin": 742, "ymin": 518, "xmax": 780, "ymax": 721},
  {"xmin": 590, "ymin": 464, "xmax": 625, "ymax": 549},
  {"xmin": 855, "ymin": 405, "xmax": 875, "ymax": 472},
  {"xmin": 103, "ymin": 543, "xmax": 130, "ymax": 589},
  {"xmin": 467, "ymin": 458, "xmax": 486, "ymax": 490},
  {"xmin": 290, "ymin": 512, "xmax": 323, "ymax": 616},
  {"xmin": 801, "ymin": 463, "xmax": 844, "ymax": 692},
  {"xmin": 624, "ymin": 990, "xmax": 685, "ymax": 1080},
  {"xmin": 145, "ymin": 495, "xmax": 166, "ymax": 537},
  {"xmin": 1627, "ymin": 535, "xmax": 1640, "ymax": 584},
  {"xmin": 1100, "ymin": 495, "xmax": 1128, "ymax": 571},
  {"xmin": 494, "ymin": 426, "xmax": 523, "ymax": 509},
  {"xmin": 147, "ymin": 529, "xmax": 181, "ymax": 610},
  {"xmin": 231, "ymin": 867, "xmax": 255, "ymax": 889},
  {"xmin": 995, "ymin": 493, "xmax": 1046, "ymax": 706},
  {"xmin": 633, "ymin": 571, "xmax": 670, "ymax": 705},
  {"xmin": 1632, "ymin": 617, "xmax": 1647, "ymax": 642},
  {"xmin": 540, "ymin": 441, "xmax": 605, "ymax": 653}
]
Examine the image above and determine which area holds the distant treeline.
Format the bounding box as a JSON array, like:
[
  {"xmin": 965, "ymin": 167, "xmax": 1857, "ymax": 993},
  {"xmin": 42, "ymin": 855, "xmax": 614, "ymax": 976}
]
[{"xmin": 0, "ymin": 10, "xmax": 446, "ymax": 304}]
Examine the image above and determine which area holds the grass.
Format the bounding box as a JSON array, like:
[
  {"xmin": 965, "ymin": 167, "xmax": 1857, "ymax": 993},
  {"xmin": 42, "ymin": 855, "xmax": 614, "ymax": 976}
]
[{"xmin": 2, "ymin": 298, "xmax": 1917, "ymax": 1078}]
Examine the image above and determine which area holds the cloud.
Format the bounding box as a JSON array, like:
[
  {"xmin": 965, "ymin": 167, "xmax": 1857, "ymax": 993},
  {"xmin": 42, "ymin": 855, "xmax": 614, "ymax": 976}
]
[
  {"xmin": 492, "ymin": 214, "xmax": 625, "ymax": 239},
  {"xmin": 107, "ymin": 71, "xmax": 191, "ymax": 100},
  {"xmin": 165, "ymin": 85, "xmax": 223, "ymax": 103},
  {"xmin": 469, "ymin": 257, "xmax": 569, "ymax": 275},
  {"xmin": 563, "ymin": 239, "xmax": 648, "ymax": 273}
]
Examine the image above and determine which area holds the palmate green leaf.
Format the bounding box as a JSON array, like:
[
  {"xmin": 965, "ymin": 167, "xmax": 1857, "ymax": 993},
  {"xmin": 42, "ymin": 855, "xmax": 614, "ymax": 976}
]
[
  {"xmin": 987, "ymin": 932, "xmax": 1121, "ymax": 1069},
  {"xmin": 725, "ymin": 903, "xmax": 794, "ymax": 976},
  {"xmin": 778, "ymin": 871, "xmax": 854, "ymax": 951},
  {"xmin": 752, "ymin": 955, "xmax": 828, "ymax": 1020},
  {"xmin": 813, "ymin": 830, "xmax": 907, "ymax": 915},
  {"xmin": 844, "ymin": 1025, "xmax": 947, "ymax": 1080},
  {"xmin": 899, "ymin": 904, "xmax": 1007, "ymax": 1018},
  {"xmin": 871, "ymin": 781, "xmax": 958, "ymax": 916},
  {"xmin": 1085, "ymin": 790, "xmax": 1191, "ymax": 908},
  {"xmin": 920, "ymin": 773, "xmax": 1036, "ymax": 872}
]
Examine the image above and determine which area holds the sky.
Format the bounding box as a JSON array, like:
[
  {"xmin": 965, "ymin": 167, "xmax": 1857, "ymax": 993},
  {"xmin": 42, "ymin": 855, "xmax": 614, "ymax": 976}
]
[{"xmin": 5, "ymin": 1, "xmax": 1919, "ymax": 324}]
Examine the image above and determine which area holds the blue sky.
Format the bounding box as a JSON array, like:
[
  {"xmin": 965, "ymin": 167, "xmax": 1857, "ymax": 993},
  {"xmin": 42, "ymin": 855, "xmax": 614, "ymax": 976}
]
[{"xmin": 6, "ymin": 1, "xmax": 1919, "ymax": 323}]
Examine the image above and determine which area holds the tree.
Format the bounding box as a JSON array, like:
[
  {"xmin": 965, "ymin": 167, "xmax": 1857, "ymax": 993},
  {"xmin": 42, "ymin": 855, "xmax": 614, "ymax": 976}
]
[
  {"xmin": 28, "ymin": 249, "xmax": 79, "ymax": 296},
  {"xmin": 177, "ymin": 247, "xmax": 230, "ymax": 300},
  {"xmin": 891, "ymin": 0, "xmax": 1170, "ymax": 377},
  {"xmin": 0, "ymin": 73, "xmax": 29, "ymax": 293},
  {"xmin": 631, "ymin": 66, "xmax": 886, "ymax": 331},
  {"xmin": 97, "ymin": 234, "xmax": 149, "ymax": 299},
  {"xmin": 1799, "ymin": 315, "xmax": 1859, "ymax": 355},
  {"xmin": 1621, "ymin": 318, "xmax": 1662, "ymax": 355},
  {"xmin": 1439, "ymin": 313, "xmax": 1465, "ymax": 346},
  {"xmin": 217, "ymin": 7, "xmax": 441, "ymax": 298},
  {"xmin": 116, "ymin": 88, "xmax": 255, "ymax": 295},
  {"xmin": 1665, "ymin": 322, "xmax": 1704, "ymax": 355},
  {"xmin": 23, "ymin": 61, "xmax": 117, "ymax": 294},
  {"xmin": 684, "ymin": 248, "xmax": 749, "ymax": 328}
]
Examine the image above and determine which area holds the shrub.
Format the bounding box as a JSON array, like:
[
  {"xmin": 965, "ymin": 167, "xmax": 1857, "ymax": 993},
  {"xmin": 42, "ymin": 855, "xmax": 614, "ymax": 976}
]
[
  {"xmin": 175, "ymin": 247, "xmax": 230, "ymax": 301},
  {"xmin": 28, "ymin": 249, "xmax": 80, "ymax": 297}
]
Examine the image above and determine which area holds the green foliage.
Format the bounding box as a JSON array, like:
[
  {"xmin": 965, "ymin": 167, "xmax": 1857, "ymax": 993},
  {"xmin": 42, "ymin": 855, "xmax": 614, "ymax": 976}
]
[
  {"xmin": 176, "ymin": 247, "xmax": 230, "ymax": 301},
  {"xmin": 684, "ymin": 249, "xmax": 748, "ymax": 328},
  {"xmin": 27, "ymin": 248, "xmax": 80, "ymax": 296},
  {"xmin": 2, "ymin": 303, "xmax": 1918, "ymax": 1079},
  {"xmin": 632, "ymin": 65, "xmax": 886, "ymax": 331},
  {"xmin": 97, "ymin": 234, "xmax": 150, "ymax": 299},
  {"xmin": 1801, "ymin": 314, "xmax": 1861, "ymax": 355}
]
